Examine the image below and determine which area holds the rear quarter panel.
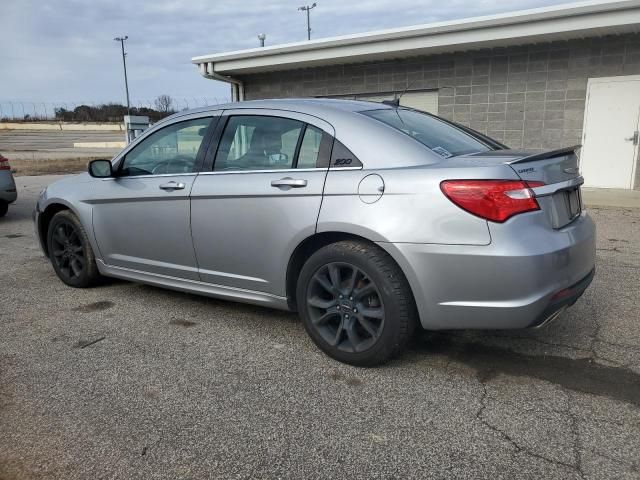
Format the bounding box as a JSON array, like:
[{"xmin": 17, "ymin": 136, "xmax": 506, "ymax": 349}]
[{"xmin": 318, "ymin": 163, "xmax": 520, "ymax": 245}]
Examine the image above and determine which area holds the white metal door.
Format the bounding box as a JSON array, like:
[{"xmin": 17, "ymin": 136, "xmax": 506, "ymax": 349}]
[{"xmin": 581, "ymin": 76, "xmax": 640, "ymax": 189}]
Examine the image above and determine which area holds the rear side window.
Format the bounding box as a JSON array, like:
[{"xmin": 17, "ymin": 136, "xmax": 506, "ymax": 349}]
[
  {"xmin": 297, "ymin": 125, "xmax": 324, "ymax": 169},
  {"xmin": 214, "ymin": 116, "xmax": 303, "ymax": 171},
  {"xmin": 363, "ymin": 109, "xmax": 491, "ymax": 158}
]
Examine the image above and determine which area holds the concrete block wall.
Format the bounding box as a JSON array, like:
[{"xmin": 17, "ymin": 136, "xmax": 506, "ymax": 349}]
[{"xmin": 242, "ymin": 33, "xmax": 640, "ymax": 155}]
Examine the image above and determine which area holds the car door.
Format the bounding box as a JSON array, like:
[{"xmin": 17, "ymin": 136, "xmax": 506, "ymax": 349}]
[
  {"xmin": 190, "ymin": 109, "xmax": 334, "ymax": 295},
  {"xmin": 91, "ymin": 112, "xmax": 219, "ymax": 280}
]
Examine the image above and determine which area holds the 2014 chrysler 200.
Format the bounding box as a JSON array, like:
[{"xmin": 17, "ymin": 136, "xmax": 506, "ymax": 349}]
[{"xmin": 34, "ymin": 99, "xmax": 595, "ymax": 366}]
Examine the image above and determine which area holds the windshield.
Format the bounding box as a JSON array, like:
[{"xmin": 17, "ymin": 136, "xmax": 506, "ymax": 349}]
[{"xmin": 363, "ymin": 108, "xmax": 493, "ymax": 158}]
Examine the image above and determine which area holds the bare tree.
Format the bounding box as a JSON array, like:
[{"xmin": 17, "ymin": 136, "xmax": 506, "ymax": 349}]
[{"xmin": 154, "ymin": 95, "xmax": 174, "ymax": 113}]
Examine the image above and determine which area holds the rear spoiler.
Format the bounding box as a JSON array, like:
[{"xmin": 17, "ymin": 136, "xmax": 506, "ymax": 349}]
[{"xmin": 509, "ymin": 145, "xmax": 581, "ymax": 164}]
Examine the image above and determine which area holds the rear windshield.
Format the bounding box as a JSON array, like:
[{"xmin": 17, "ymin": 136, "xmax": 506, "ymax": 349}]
[{"xmin": 362, "ymin": 109, "xmax": 492, "ymax": 158}]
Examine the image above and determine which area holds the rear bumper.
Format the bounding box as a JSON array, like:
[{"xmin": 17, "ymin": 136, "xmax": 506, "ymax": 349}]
[
  {"xmin": 528, "ymin": 268, "xmax": 594, "ymax": 328},
  {"xmin": 379, "ymin": 211, "xmax": 596, "ymax": 330}
]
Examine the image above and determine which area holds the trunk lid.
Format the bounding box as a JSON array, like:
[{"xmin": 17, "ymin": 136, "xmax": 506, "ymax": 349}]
[
  {"xmin": 507, "ymin": 146, "xmax": 581, "ymax": 185},
  {"xmin": 463, "ymin": 146, "xmax": 584, "ymax": 228}
]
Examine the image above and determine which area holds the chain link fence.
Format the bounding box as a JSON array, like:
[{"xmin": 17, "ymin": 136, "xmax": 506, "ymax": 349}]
[{"xmin": 0, "ymin": 97, "xmax": 231, "ymax": 122}]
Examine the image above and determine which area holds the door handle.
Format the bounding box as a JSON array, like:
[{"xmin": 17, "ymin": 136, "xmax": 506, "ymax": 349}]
[
  {"xmin": 159, "ymin": 181, "xmax": 186, "ymax": 191},
  {"xmin": 624, "ymin": 131, "xmax": 639, "ymax": 145},
  {"xmin": 270, "ymin": 177, "xmax": 308, "ymax": 188}
]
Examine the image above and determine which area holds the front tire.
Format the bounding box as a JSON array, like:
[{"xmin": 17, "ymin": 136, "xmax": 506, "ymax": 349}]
[
  {"xmin": 47, "ymin": 210, "xmax": 101, "ymax": 288},
  {"xmin": 297, "ymin": 240, "xmax": 417, "ymax": 367}
]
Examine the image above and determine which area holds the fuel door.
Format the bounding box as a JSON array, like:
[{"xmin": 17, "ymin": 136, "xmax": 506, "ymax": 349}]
[{"xmin": 358, "ymin": 174, "xmax": 385, "ymax": 204}]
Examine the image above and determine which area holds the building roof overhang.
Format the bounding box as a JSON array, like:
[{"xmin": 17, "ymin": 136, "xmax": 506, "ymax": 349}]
[{"xmin": 193, "ymin": 0, "xmax": 640, "ymax": 77}]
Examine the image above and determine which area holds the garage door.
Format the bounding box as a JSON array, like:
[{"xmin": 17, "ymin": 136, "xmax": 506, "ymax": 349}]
[{"xmin": 353, "ymin": 90, "xmax": 439, "ymax": 115}]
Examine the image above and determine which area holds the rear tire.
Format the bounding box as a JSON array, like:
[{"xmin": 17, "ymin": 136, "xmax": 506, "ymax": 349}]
[
  {"xmin": 47, "ymin": 210, "xmax": 101, "ymax": 288},
  {"xmin": 0, "ymin": 201, "xmax": 8, "ymax": 217},
  {"xmin": 296, "ymin": 240, "xmax": 417, "ymax": 367}
]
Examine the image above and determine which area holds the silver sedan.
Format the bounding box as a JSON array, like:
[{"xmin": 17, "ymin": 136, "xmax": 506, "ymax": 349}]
[{"xmin": 34, "ymin": 99, "xmax": 595, "ymax": 366}]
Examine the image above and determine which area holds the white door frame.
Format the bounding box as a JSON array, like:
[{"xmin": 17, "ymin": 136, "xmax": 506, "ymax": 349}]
[{"xmin": 581, "ymin": 75, "xmax": 640, "ymax": 189}]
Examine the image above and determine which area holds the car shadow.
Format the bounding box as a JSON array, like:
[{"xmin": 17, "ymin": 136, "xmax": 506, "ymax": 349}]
[{"xmin": 410, "ymin": 330, "xmax": 640, "ymax": 408}]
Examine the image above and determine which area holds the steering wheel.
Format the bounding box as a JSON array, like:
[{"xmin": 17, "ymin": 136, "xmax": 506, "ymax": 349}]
[
  {"xmin": 268, "ymin": 152, "xmax": 289, "ymax": 164},
  {"xmin": 151, "ymin": 156, "xmax": 194, "ymax": 175}
]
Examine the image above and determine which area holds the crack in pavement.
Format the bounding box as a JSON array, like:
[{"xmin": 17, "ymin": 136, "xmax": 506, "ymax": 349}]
[
  {"xmin": 584, "ymin": 297, "xmax": 640, "ymax": 367},
  {"xmin": 475, "ymin": 382, "xmax": 585, "ymax": 478},
  {"xmin": 471, "ymin": 374, "xmax": 636, "ymax": 478},
  {"xmin": 567, "ymin": 396, "xmax": 586, "ymax": 480},
  {"xmin": 587, "ymin": 302, "xmax": 603, "ymax": 363}
]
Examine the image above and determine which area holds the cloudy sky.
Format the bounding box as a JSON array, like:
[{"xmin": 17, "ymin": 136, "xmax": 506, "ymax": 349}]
[{"xmin": 2, "ymin": 0, "xmax": 575, "ymax": 106}]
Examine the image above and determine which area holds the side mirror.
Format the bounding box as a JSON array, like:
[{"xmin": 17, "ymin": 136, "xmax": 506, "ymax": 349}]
[{"xmin": 88, "ymin": 159, "xmax": 113, "ymax": 178}]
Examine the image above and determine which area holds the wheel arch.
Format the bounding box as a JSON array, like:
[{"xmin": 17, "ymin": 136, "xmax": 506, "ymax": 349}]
[
  {"xmin": 285, "ymin": 231, "xmax": 418, "ymax": 316},
  {"xmin": 38, "ymin": 202, "xmax": 73, "ymax": 257}
]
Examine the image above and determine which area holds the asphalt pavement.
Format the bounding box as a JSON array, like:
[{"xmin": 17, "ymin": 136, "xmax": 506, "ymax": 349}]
[{"xmin": 1, "ymin": 175, "xmax": 639, "ymax": 479}]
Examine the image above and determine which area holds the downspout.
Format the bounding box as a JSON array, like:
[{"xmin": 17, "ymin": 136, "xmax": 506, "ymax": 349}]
[{"xmin": 198, "ymin": 62, "xmax": 245, "ymax": 102}]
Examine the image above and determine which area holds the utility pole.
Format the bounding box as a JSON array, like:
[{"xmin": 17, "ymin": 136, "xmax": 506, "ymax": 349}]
[
  {"xmin": 258, "ymin": 33, "xmax": 266, "ymax": 47},
  {"xmin": 113, "ymin": 36, "xmax": 131, "ymax": 115},
  {"xmin": 298, "ymin": 3, "xmax": 317, "ymax": 40}
]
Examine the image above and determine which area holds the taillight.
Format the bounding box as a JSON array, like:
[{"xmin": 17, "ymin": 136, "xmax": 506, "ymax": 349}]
[
  {"xmin": 440, "ymin": 180, "xmax": 545, "ymax": 223},
  {"xmin": 0, "ymin": 156, "xmax": 9, "ymax": 171}
]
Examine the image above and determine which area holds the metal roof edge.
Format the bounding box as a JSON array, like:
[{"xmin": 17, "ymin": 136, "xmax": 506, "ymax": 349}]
[{"xmin": 192, "ymin": 0, "xmax": 640, "ymax": 67}]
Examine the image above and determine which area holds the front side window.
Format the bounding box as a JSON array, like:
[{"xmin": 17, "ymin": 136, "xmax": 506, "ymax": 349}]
[
  {"xmin": 214, "ymin": 116, "xmax": 303, "ymax": 171},
  {"xmin": 120, "ymin": 117, "xmax": 212, "ymax": 176},
  {"xmin": 362, "ymin": 109, "xmax": 492, "ymax": 158}
]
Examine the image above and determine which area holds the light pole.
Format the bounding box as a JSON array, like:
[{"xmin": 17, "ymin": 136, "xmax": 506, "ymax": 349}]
[
  {"xmin": 298, "ymin": 3, "xmax": 316, "ymax": 40},
  {"xmin": 258, "ymin": 33, "xmax": 266, "ymax": 47},
  {"xmin": 113, "ymin": 36, "xmax": 131, "ymax": 115}
]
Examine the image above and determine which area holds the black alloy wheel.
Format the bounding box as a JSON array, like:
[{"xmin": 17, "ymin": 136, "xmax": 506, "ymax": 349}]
[
  {"xmin": 306, "ymin": 262, "xmax": 385, "ymax": 353},
  {"xmin": 297, "ymin": 240, "xmax": 416, "ymax": 366},
  {"xmin": 47, "ymin": 210, "xmax": 101, "ymax": 288},
  {"xmin": 50, "ymin": 219, "xmax": 86, "ymax": 281}
]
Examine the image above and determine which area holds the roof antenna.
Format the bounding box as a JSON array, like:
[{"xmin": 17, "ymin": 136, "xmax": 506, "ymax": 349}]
[
  {"xmin": 397, "ymin": 78, "xmax": 419, "ymax": 102},
  {"xmin": 381, "ymin": 78, "xmax": 420, "ymax": 108}
]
